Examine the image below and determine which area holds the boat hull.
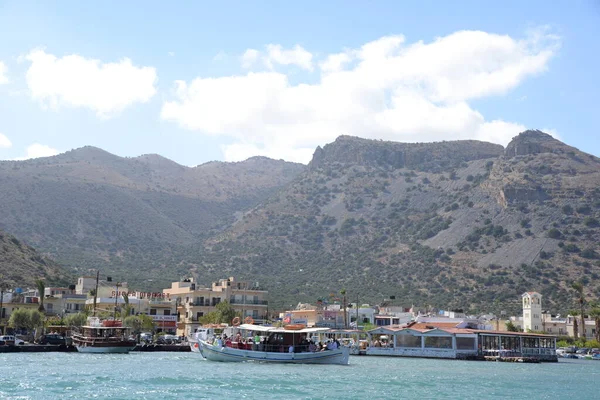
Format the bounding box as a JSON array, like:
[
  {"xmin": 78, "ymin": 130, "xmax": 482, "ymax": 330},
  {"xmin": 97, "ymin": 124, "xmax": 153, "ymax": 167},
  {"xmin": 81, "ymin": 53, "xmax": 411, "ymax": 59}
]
[
  {"xmin": 189, "ymin": 339, "xmax": 202, "ymax": 353},
  {"xmin": 75, "ymin": 345, "xmax": 135, "ymax": 354},
  {"xmin": 198, "ymin": 340, "xmax": 350, "ymax": 364}
]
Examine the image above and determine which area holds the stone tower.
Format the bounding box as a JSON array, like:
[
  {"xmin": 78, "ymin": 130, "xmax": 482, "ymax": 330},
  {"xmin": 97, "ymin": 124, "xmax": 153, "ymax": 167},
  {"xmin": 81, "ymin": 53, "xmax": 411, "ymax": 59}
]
[{"xmin": 522, "ymin": 292, "xmax": 542, "ymax": 332}]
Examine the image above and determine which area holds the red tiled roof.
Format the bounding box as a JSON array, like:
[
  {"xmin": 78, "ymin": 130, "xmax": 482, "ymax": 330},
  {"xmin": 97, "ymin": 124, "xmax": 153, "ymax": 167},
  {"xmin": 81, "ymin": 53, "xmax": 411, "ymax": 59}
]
[{"xmin": 409, "ymin": 322, "xmax": 460, "ymax": 329}]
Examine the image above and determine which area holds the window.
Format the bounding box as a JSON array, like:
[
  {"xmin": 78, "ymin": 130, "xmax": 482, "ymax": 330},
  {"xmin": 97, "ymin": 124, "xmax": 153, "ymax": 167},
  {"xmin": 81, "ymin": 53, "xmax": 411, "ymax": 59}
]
[
  {"xmin": 397, "ymin": 334, "xmax": 421, "ymax": 348},
  {"xmin": 424, "ymin": 336, "xmax": 452, "ymax": 349},
  {"xmin": 150, "ymin": 309, "xmax": 157, "ymax": 315},
  {"xmin": 456, "ymin": 337, "xmax": 475, "ymax": 350},
  {"xmin": 163, "ymin": 310, "xmax": 170, "ymax": 315}
]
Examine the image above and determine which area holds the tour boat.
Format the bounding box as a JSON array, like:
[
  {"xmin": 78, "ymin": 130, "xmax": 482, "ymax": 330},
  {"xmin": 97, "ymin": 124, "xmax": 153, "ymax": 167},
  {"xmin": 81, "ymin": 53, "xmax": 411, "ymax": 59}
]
[
  {"xmin": 197, "ymin": 323, "xmax": 350, "ymax": 365},
  {"xmin": 71, "ymin": 317, "xmax": 137, "ymax": 354}
]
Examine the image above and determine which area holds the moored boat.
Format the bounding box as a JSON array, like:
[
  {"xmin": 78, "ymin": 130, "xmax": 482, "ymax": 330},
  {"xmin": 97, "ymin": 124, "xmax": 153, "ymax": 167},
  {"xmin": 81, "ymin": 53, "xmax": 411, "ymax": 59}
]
[
  {"xmin": 197, "ymin": 323, "xmax": 350, "ymax": 365},
  {"xmin": 71, "ymin": 317, "xmax": 136, "ymax": 354}
]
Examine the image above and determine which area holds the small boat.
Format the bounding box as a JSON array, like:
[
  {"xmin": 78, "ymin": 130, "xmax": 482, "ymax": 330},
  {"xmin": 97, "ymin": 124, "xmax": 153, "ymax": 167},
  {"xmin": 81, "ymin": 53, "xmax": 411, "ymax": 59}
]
[
  {"xmin": 197, "ymin": 323, "xmax": 350, "ymax": 365},
  {"xmin": 71, "ymin": 317, "xmax": 137, "ymax": 353}
]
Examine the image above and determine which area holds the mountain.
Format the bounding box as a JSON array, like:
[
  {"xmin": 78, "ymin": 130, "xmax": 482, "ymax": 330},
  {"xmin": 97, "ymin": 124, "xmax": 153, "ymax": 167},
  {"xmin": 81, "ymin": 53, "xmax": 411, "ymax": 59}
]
[
  {"xmin": 0, "ymin": 147, "xmax": 305, "ymax": 284},
  {"xmin": 0, "ymin": 229, "xmax": 71, "ymax": 288},
  {"xmin": 1, "ymin": 132, "xmax": 598, "ymax": 314},
  {"xmin": 192, "ymin": 131, "xmax": 600, "ymax": 314}
]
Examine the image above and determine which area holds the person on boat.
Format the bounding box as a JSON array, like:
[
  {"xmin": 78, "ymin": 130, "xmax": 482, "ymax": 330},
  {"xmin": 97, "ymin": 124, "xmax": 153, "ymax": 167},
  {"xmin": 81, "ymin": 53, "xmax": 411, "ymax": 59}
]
[
  {"xmin": 309, "ymin": 341, "xmax": 317, "ymax": 352},
  {"xmin": 254, "ymin": 333, "xmax": 260, "ymax": 351},
  {"xmin": 288, "ymin": 345, "xmax": 294, "ymax": 353}
]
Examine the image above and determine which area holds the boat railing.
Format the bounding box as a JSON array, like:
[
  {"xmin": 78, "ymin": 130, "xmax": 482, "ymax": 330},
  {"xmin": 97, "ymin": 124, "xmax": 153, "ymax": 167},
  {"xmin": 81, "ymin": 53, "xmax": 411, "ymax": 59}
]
[{"xmin": 222, "ymin": 342, "xmax": 337, "ymax": 353}]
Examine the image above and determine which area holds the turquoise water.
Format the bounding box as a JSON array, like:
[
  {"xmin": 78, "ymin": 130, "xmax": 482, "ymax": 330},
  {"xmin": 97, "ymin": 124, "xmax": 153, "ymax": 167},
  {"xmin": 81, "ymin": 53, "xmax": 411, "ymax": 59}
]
[{"xmin": 0, "ymin": 353, "xmax": 597, "ymax": 399}]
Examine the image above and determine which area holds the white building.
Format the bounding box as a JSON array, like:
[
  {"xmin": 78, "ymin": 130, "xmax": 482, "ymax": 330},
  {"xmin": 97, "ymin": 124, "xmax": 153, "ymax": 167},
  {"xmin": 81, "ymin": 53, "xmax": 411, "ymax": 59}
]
[{"xmin": 522, "ymin": 292, "xmax": 543, "ymax": 332}]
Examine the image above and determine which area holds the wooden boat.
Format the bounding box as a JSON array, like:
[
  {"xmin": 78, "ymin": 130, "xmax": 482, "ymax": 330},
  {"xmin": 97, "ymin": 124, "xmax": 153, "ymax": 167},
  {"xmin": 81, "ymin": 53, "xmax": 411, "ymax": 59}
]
[
  {"xmin": 197, "ymin": 323, "xmax": 350, "ymax": 365},
  {"xmin": 71, "ymin": 317, "xmax": 136, "ymax": 354}
]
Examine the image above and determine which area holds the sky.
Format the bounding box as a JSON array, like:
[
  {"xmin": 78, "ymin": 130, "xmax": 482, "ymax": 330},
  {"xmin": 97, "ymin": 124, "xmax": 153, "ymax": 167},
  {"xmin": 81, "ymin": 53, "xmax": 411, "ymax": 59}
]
[{"xmin": 0, "ymin": 0, "xmax": 599, "ymax": 165}]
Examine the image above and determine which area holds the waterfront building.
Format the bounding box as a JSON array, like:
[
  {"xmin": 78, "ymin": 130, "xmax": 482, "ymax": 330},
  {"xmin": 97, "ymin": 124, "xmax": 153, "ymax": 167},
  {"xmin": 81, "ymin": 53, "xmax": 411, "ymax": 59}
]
[
  {"xmin": 366, "ymin": 320, "xmax": 557, "ymax": 362},
  {"xmin": 163, "ymin": 277, "xmax": 268, "ymax": 336}
]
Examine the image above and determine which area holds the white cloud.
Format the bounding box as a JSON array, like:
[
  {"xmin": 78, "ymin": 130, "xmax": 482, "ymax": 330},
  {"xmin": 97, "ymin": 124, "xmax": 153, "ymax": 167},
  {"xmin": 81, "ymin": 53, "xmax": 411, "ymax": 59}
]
[
  {"xmin": 0, "ymin": 61, "xmax": 8, "ymax": 84},
  {"xmin": 24, "ymin": 50, "xmax": 157, "ymax": 117},
  {"xmin": 13, "ymin": 143, "xmax": 60, "ymax": 160},
  {"xmin": 241, "ymin": 49, "xmax": 259, "ymax": 68},
  {"xmin": 320, "ymin": 52, "xmax": 352, "ymax": 73},
  {"xmin": 242, "ymin": 45, "xmax": 313, "ymax": 71},
  {"xmin": 263, "ymin": 44, "xmax": 313, "ymax": 71},
  {"xmin": 161, "ymin": 29, "xmax": 559, "ymax": 163},
  {"xmin": 0, "ymin": 133, "xmax": 12, "ymax": 148}
]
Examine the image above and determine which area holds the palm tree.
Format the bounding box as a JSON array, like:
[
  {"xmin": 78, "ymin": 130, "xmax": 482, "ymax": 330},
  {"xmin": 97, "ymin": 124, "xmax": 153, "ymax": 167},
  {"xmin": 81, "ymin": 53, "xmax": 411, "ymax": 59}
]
[
  {"xmin": 35, "ymin": 279, "xmax": 45, "ymax": 312},
  {"xmin": 572, "ymin": 282, "xmax": 586, "ymax": 340},
  {"xmin": 571, "ymin": 310, "xmax": 580, "ymax": 340},
  {"xmin": 590, "ymin": 305, "xmax": 600, "ymax": 343},
  {"xmin": 121, "ymin": 292, "xmax": 130, "ymax": 318},
  {"xmin": 340, "ymin": 289, "xmax": 347, "ymax": 328},
  {"xmin": 89, "ymin": 289, "xmax": 97, "ymax": 314}
]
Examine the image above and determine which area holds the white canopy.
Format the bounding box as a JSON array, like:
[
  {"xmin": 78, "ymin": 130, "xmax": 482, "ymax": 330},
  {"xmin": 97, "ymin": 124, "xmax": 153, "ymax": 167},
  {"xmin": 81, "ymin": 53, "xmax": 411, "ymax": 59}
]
[{"xmin": 237, "ymin": 324, "xmax": 331, "ymax": 334}]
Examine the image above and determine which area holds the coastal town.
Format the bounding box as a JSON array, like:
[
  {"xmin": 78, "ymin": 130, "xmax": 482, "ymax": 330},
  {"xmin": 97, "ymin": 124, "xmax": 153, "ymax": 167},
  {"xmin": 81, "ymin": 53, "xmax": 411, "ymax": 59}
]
[{"xmin": 1, "ymin": 275, "xmax": 598, "ymax": 362}]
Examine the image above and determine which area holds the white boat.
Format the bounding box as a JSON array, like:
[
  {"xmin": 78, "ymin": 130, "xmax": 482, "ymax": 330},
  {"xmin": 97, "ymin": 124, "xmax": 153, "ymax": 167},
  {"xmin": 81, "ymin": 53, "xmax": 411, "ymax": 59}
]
[
  {"xmin": 189, "ymin": 327, "xmax": 219, "ymax": 354},
  {"xmin": 71, "ymin": 317, "xmax": 137, "ymax": 354},
  {"xmin": 197, "ymin": 324, "xmax": 350, "ymax": 365}
]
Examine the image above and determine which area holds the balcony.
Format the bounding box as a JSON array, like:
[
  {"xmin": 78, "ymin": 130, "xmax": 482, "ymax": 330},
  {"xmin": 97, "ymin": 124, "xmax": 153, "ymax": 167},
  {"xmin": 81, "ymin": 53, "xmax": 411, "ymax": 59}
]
[
  {"xmin": 229, "ymin": 299, "xmax": 268, "ymax": 306},
  {"xmin": 149, "ymin": 300, "xmax": 173, "ymax": 305}
]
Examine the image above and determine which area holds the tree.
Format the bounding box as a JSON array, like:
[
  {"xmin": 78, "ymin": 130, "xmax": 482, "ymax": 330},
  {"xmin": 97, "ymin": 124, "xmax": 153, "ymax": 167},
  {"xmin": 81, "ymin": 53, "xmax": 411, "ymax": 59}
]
[
  {"xmin": 123, "ymin": 314, "xmax": 155, "ymax": 334},
  {"xmin": 9, "ymin": 309, "xmax": 30, "ymax": 332},
  {"xmin": 340, "ymin": 288, "xmax": 347, "ymax": 328},
  {"xmin": 571, "ymin": 310, "xmax": 580, "ymax": 340},
  {"xmin": 215, "ymin": 300, "xmax": 237, "ymax": 324},
  {"xmin": 505, "ymin": 320, "xmax": 520, "ymax": 332},
  {"xmin": 590, "ymin": 305, "xmax": 600, "ymax": 343},
  {"xmin": 65, "ymin": 312, "xmax": 88, "ymax": 328},
  {"xmin": 572, "ymin": 282, "xmax": 586, "ymax": 340},
  {"xmin": 121, "ymin": 292, "xmax": 131, "ymax": 318},
  {"xmin": 28, "ymin": 310, "xmax": 44, "ymax": 333},
  {"xmin": 35, "ymin": 279, "xmax": 45, "ymax": 312},
  {"xmin": 89, "ymin": 289, "xmax": 97, "ymax": 314}
]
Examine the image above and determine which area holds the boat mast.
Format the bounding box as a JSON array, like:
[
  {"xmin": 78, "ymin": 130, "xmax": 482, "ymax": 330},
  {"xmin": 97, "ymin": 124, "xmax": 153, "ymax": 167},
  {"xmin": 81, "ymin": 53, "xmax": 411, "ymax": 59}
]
[
  {"xmin": 113, "ymin": 281, "xmax": 120, "ymax": 321},
  {"xmin": 93, "ymin": 270, "xmax": 99, "ymax": 317}
]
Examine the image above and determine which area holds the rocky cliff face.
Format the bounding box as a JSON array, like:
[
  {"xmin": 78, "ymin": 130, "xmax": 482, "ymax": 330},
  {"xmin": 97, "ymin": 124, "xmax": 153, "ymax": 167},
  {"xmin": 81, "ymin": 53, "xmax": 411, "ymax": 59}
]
[
  {"xmin": 504, "ymin": 130, "xmax": 585, "ymax": 157},
  {"xmin": 196, "ymin": 131, "xmax": 600, "ymax": 314},
  {"xmin": 309, "ymin": 135, "xmax": 504, "ymax": 172}
]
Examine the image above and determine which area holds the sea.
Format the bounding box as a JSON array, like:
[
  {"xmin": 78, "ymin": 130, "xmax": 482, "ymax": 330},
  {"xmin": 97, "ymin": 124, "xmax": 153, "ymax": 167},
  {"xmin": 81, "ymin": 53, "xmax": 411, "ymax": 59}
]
[{"xmin": 0, "ymin": 353, "xmax": 597, "ymax": 399}]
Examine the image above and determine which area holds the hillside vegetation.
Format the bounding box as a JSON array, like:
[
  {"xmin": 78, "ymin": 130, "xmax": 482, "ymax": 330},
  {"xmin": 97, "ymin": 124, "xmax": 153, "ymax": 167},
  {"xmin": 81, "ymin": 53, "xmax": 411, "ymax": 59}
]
[
  {"xmin": 0, "ymin": 148, "xmax": 304, "ymax": 284},
  {"xmin": 0, "ymin": 229, "xmax": 71, "ymax": 288},
  {"xmin": 192, "ymin": 131, "xmax": 600, "ymax": 314},
  {"xmin": 1, "ymin": 131, "xmax": 598, "ymax": 314}
]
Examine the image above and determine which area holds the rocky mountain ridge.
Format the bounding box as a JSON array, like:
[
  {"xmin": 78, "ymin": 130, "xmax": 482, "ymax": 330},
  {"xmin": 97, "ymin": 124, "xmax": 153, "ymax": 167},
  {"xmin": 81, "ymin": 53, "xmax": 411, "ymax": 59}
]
[{"xmin": 0, "ymin": 131, "xmax": 598, "ymax": 314}]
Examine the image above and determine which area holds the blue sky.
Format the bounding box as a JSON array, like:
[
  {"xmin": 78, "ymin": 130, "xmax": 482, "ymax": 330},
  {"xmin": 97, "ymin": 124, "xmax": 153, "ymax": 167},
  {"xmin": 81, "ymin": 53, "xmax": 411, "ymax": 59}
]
[{"xmin": 0, "ymin": 0, "xmax": 598, "ymax": 165}]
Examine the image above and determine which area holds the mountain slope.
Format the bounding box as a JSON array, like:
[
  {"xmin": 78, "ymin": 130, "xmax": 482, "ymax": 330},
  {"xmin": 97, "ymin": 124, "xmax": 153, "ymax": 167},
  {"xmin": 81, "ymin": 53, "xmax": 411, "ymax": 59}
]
[
  {"xmin": 192, "ymin": 131, "xmax": 600, "ymax": 314},
  {"xmin": 0, "ymin": 148, "xmax": 305, "ymax": 283},
  {"xmin": 0, "ymin": 229, "xmax": 71, "ymax": 288}
]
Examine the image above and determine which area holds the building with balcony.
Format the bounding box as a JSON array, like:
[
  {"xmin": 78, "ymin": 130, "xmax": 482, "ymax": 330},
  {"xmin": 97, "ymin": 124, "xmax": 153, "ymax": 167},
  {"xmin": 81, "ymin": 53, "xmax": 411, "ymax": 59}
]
[{"xmin": 163, "ymin": 277, "xmax": 268, "ymax": 336}]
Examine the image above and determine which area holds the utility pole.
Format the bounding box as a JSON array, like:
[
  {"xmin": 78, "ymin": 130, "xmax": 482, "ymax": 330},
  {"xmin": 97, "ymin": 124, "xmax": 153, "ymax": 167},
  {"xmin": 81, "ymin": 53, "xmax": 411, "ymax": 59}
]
[
  {"xmin": 0, "ymin": 287, "xmax": 4, "ymax": 334},
  {"xmin": 93, "ymin": 270, "xmax": 99, "ymax": 317},
  {"xmin": 356, "ymin": 293, "xmax": 359, "ymax": 329}
]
